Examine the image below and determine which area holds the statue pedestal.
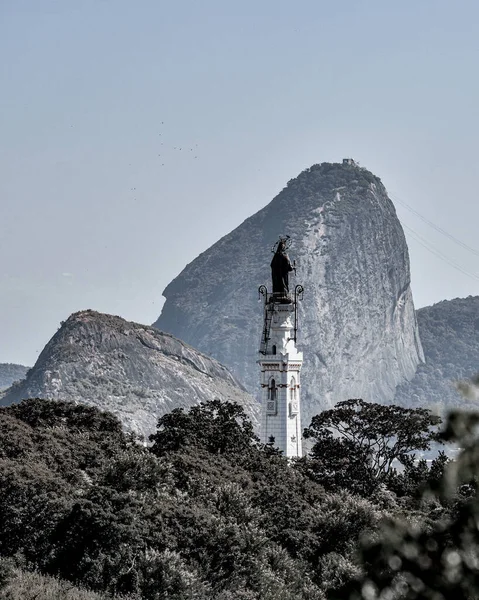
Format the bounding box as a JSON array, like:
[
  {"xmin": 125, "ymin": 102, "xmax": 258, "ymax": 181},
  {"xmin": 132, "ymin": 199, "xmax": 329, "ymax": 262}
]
[{"xmin": 258, "ymin": 301, "xmax": 303, "ymax": 458}]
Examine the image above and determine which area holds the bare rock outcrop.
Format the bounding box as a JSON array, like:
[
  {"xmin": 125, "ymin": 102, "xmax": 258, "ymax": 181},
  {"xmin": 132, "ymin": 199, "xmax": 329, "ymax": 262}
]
[
  {"xmin": 154, "ymin": 161, "xmax": 424, "ymax": 425},
  {"xmin": 1, "ymin": 310, "xmax": 259, "ymax": 438}
]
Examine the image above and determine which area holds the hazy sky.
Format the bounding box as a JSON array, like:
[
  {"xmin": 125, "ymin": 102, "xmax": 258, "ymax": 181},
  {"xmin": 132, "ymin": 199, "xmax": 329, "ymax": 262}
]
[{"xmin": 1, "ymin": 0, "xmax": 479, "ymax": 366}]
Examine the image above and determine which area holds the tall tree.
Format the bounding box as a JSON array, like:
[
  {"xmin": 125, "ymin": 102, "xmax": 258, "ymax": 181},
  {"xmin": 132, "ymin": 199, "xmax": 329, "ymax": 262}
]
[
  {"xmin": 303, "ymin": 399, "xmax": 442, "ymax": 494},
  {"xmin": 336, "ymin": 402, "xmax": 479, "ymax": 600}
]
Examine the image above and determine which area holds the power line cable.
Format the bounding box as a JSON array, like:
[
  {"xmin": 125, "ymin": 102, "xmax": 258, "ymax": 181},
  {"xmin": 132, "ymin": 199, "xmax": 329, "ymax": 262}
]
[
  {"xmin": 401, "ymin": 221, "xmax": 479, "ymax": 282},
  {"xmin": 391, "ymin": 193, "xmax": 479, "ymax": 257}
]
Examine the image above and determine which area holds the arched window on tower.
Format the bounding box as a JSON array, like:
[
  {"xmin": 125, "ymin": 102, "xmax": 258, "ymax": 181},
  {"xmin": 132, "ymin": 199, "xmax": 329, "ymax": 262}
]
[
  {"xmin": 267, "ymin": 378, "xmax": 277, "ymax": 414},
  {"xmin": 272, "ymin": 344, "xmax": 277, "ymax": 355}
]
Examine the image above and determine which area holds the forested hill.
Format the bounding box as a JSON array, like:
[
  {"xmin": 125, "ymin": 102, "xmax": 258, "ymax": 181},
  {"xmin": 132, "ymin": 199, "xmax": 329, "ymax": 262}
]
[
  {"xmin": 0, "ymin": 363, "xmax": 28, "ymax": 390},
  {"xmin": 395, "ymin": 296, "xmax": 479, "ymax": 410}
]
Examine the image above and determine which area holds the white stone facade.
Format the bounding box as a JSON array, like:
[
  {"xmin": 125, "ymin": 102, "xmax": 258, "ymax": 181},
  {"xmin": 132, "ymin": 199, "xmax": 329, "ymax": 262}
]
[{"xmin": 259, "ymin": 303, "xmax": 303, "ymax": 457}]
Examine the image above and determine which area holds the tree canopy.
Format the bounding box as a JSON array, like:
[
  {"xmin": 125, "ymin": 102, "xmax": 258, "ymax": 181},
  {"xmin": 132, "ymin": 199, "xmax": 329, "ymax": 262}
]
[
  {"xmin": 337, "ymin": 401, "xmax": 479, "ymax": 600},
  {"xmin": 303, "ymin": 399, "xmax": 442, "ymax": 495},
  {"xmin": 149, "ymin": 398, "xmax": 259, "ymax": 455},
  {"xmin": 1, "ymin": 394, "xmax": 478, "ymax": 600}
]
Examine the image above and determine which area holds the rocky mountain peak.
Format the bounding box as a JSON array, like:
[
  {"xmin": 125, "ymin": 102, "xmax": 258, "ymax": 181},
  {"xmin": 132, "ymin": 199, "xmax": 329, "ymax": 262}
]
[
  {"xmin": 1, "ymin": 310, "xmax": 259, "ymax": 437},
  {"xmin": 154, "ymin": 161, "xmax": 424, "ymax": 425}
]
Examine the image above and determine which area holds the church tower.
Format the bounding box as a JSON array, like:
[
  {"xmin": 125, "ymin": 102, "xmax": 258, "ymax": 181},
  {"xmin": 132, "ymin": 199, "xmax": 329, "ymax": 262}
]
[{"xmin": 258, "ymin": 236, "xmax": 304, "ymax": 458}]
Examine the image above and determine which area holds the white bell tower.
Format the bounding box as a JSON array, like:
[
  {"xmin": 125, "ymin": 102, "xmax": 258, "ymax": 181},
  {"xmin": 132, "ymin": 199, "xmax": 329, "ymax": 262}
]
[{"xmin": 258, "ymin": 237, "xmax": 304, "ymax": 458}]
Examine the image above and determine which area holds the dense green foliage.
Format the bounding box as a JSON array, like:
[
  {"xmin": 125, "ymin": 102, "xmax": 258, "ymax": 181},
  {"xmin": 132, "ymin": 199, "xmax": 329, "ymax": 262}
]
[
  {"xmin": 1, "ymin": 396, "xmax": 478, "ymax": 599},
  {"xmin": 338, "ymin": 393, "xmax": 479, "ymax": 600},
  {"xmin": 0, "ymin": 561, "xmax": 118, "ymax": 600},
  {"xmin": 0, "ymin": 398, "xmax": 379, "ymax": 599},
  {"xmin": 149, "ymin": 398, "xmax": 258, "ymax": 456},
  {"xmin": 303, "ymin": 399, "xmax": 442, "ymax": 496}
]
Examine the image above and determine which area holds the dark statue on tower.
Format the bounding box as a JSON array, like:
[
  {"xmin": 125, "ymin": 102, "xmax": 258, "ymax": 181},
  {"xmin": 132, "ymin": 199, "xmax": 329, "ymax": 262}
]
[
  {"xmin": 258, "ymin": 235, "xmax": 303, "ymax": 354},
  {"xmin": 270, "ymin": 236, "xmax": 294, "ymax": 300}
]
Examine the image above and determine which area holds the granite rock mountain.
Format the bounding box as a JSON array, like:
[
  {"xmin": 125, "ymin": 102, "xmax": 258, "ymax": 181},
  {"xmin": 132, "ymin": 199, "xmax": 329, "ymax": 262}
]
[
  {"xmin": 1, "ymin": 310, "xmax": 259, "ymax": 438},
  {"xmin": 154, "ymin": 161, "xmax": 424, "ymax": 425}
]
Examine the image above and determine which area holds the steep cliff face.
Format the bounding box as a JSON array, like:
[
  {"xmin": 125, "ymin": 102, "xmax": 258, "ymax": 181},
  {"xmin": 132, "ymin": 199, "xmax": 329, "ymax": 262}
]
[
  {"xmin": 154, "ymin": 161, "xmax": 424, "ymax": 425},
  {"xmin": 1, "ymin": 310, "xmax": 259, "ymax": 437},
  {"xmin": 395, "ymin": 296, "xmax": 479, "ymax": 410}
]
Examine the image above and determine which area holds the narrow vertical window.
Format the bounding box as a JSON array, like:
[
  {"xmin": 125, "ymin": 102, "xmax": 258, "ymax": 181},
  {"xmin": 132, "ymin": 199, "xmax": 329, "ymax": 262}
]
[
  {"xmin": 290, "ymin": 376, "xmax": 299, "ymax": 416},
  {"xmin": 269, "ymin": 378, "xmax": 276, "ymax": 401},
  {"xmin": 267, "ymin": 378, "xmax": 277, "ymax": 414}
]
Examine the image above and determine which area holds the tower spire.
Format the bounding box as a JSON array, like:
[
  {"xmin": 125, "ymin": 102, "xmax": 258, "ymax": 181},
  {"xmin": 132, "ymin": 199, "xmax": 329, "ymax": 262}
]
[{"xmin": 258, "ymin": 236, "xmax": 304, "ymax": 458}]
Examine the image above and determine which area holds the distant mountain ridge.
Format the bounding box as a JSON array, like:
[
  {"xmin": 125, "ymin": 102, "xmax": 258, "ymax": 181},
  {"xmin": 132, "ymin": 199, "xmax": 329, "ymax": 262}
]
[
  {"xmin": 3, "ymin": 166, "xmax": 475, "ymax": 433},
  {"xmin": 0, "ymin": 363, "xmax": 28, "ymax": 390},
  {"xmin": 154, "ymin": 161, "xmax": 423, "ymax": 425},
  {"xmin": 1, "ymin": 310, "xmax": 259, "ymax": 437},
  {"xmin": 395, "ymin": 296, "xmax": 479, "ymax": 410}
]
